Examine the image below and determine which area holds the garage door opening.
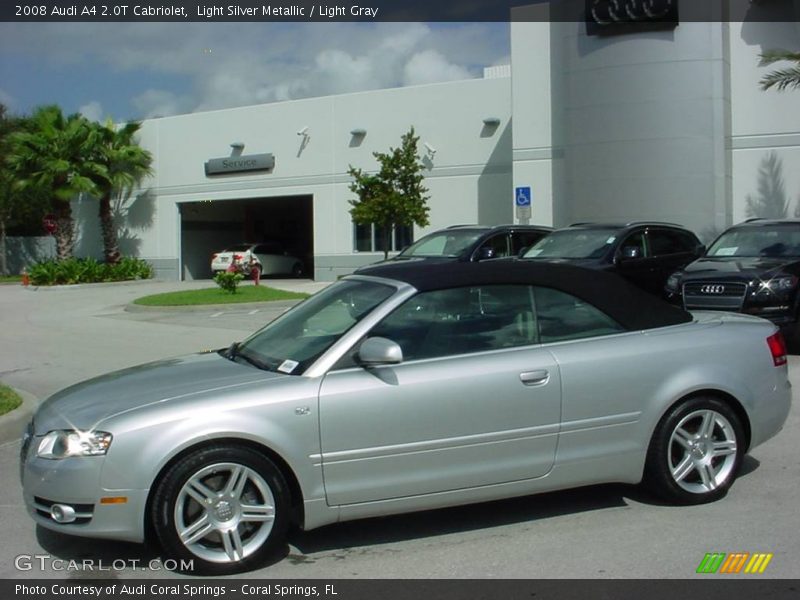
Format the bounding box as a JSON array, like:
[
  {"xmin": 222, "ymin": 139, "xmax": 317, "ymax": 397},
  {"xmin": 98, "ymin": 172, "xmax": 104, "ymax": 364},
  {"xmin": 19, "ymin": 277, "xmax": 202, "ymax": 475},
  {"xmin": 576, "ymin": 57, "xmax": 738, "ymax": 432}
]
[{"xmin": 179, "ymin": 195, "xmax": 313, "ymax": 280}]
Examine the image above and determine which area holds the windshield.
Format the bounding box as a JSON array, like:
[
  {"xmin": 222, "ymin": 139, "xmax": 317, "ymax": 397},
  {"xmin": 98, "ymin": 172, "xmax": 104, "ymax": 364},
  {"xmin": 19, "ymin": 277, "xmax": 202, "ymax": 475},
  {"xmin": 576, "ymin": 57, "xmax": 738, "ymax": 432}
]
[
  {"xmin": 236, "ymin": 279, "xmax": 395, "ymax": 375},
  {"xmin": 399, "ymin": 230, "xmax": 485, "ymax": 258},
  {"xmin": 523, "ymin": 229, "xmax": 617, "ymax": 259},
  {"xmin": 707, "ymin": 227, "xmax": 800, "ymax": 258}
]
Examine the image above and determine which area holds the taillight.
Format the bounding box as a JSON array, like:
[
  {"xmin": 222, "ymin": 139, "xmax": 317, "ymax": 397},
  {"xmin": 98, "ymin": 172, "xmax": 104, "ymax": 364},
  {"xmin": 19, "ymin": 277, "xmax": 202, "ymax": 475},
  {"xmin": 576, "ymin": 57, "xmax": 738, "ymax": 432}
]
[
  {"xmin": 766, "ymin": 332, "xmax": 788, "ymax": 367},
  {"xmin": 233, "ymin": 254, "xmax": 243, "ymax": 261},
  {"xmin": 211, "ymin": 253, "xmax": 218, "ymax": 260}
]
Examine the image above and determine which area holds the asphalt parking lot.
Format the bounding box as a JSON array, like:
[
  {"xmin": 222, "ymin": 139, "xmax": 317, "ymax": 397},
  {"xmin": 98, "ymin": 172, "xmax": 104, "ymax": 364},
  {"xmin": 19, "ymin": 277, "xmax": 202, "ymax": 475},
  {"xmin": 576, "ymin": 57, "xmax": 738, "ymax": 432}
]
[{"xmin": 0, "ymin": 278, "xmax": 798, "ymax": 580}]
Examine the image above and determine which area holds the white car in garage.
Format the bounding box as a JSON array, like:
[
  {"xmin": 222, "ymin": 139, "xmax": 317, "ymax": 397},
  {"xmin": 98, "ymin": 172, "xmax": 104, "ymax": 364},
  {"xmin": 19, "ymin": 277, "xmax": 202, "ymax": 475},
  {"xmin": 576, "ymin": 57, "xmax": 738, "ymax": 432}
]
[{"xmin": 211, "ymin": 242, "xmax": 304, "ymax": 278}]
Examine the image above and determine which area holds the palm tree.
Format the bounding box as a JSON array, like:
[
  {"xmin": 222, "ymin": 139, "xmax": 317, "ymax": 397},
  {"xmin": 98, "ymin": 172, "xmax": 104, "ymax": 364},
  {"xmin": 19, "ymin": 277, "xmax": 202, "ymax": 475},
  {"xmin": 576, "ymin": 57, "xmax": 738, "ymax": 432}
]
[
  {"xmin": 7, "ymin": 106, "xmax": 103, "ymax": 260},
  {"xmin": 759, "ymin": 49, "xmax": 800, "ymax": 91},
  {"xmin": 90, "ymin": 119, "xmax": 153, "ymax": 264}
]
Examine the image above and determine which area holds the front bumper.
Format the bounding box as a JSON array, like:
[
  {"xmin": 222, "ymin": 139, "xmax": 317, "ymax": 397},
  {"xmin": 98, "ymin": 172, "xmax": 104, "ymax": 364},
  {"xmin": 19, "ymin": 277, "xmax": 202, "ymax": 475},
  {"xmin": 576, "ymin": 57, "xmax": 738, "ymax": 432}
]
[
  {"xmin": 20, "ymin": 430, "xmax": 148, "ymax": 543},
  {"xmin": 666, "ymin": 288, "xmax": 797, "ymax": 327}
]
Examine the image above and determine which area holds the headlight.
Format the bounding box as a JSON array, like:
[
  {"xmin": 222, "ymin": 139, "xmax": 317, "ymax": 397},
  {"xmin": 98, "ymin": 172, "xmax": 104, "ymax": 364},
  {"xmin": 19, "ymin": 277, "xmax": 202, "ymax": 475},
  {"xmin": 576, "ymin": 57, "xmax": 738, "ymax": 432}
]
[
  {"xmin": 36, "ymin": 430, "xmax": 113, "ymax": 459},
  {"xmin": 758, "ymin": 276, "xmax": 798, "ymax": 293},
  {"xmin": 666, "ymin": 273, "xmax": 681, "ymax": 292}
]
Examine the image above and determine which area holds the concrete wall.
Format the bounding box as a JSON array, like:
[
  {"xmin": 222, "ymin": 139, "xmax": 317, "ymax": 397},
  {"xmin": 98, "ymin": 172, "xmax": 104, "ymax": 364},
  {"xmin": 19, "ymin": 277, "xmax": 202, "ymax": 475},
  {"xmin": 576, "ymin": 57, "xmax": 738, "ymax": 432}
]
[
  {"xmin": 550, "ymin": 20, "xmax": 731, "ymax": 238},
  {"xmin": 729, "ymin": 17, "xmax": 800, "ymax": 232},
  {"xmin": 3, "ymin": 237, "xmax": 55, "ymax": 275},
  {"xmin": 511, "ymin": 3, "xmax": 800, "ymax": 243},
  {"xmin": 115, "ymin": 76, "xmax": 511, "ymax": 281}
]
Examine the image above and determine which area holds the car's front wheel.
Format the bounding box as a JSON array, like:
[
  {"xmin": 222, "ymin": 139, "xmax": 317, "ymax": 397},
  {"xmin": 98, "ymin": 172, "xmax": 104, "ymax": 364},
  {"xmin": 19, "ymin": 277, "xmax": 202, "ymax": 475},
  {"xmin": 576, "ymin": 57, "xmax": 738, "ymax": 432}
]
[
  {"xmin": 151, "ymin": 445, "xmax": 290, "ymax": 575},
  {"xmin": 644, "ymin": 396, "xmax": 745, "ymax": 505}
]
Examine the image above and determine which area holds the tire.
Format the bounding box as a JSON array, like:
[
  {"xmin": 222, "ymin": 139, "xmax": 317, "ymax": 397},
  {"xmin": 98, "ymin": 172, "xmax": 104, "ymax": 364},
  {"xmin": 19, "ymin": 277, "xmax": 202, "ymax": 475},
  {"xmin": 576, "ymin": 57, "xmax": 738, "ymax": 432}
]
[
  {"xmin": 644, "ymin": 396, "xmax": 745, "ymax": 505},
  {"xmin": 151, "ymin": 445, "xmax": 290, "ymax": 575},
  {"xmin": 291, "ymin": 263, "xmax": 304, "ymax": 277}
]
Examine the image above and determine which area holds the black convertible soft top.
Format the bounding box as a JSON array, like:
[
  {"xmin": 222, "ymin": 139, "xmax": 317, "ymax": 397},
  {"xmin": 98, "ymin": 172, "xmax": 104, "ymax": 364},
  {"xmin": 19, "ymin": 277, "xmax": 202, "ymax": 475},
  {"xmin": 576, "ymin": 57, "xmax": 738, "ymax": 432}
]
[{"xmin": 355, "ymin": 259, "xmax": 692, "ymax": 331}]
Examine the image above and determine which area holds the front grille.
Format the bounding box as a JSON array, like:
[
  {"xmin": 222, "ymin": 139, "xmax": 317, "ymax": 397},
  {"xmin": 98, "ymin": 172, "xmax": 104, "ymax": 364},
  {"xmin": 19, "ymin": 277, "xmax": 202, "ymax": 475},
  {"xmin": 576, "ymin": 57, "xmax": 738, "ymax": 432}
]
[
  {"xmin": 683, "ymin": 281, "xmax": 747, "ymax": 311},
  {"xmin": 33, "ymin": 497, "xmax": 94, "ymax": 525}
]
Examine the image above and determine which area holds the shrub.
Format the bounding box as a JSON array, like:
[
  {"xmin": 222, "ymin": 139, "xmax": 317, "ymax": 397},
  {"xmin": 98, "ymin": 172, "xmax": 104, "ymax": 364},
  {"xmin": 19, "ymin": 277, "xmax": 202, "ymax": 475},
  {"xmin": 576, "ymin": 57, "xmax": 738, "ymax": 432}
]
[
  {"xmin": 27, "ymin": 257, "xmax": 154, "ymax": 286},
  {"xmin": 214, "ymin": 271, "xmax": 244, "ymax": 294}
]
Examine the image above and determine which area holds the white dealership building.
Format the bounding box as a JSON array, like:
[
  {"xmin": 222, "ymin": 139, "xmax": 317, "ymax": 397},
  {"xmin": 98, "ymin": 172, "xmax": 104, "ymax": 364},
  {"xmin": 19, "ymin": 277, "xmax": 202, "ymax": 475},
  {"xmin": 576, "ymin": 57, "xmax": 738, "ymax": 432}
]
[{"xmin": 71, "ymin": 2, "xmax": 800, "ymax": 281}]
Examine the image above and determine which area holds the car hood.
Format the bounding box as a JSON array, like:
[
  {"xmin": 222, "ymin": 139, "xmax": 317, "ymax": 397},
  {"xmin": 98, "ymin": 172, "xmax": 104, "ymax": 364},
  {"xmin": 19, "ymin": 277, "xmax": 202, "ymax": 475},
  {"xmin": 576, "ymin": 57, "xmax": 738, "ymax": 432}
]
[
  {"xmin": 682, "ymin": 257, "xmax": 800, "ymax": 280},
  {"xmin": 33, "ymin": 352, "xmax": 284, "ymax": 433}
]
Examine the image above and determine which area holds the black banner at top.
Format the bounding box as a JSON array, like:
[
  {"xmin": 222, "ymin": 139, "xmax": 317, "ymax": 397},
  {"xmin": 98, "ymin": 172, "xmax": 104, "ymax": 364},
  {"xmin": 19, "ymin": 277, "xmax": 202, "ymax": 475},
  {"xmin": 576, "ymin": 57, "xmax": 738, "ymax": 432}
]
[{"xmin": 1, "ymin": 0, "xmax": 799, "ymax": 23}]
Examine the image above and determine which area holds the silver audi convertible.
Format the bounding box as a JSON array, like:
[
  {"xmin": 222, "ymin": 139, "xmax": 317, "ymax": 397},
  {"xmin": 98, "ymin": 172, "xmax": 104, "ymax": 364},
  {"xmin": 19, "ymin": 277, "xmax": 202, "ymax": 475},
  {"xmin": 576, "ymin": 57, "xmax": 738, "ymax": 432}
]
[{"xmin": 20, "ymin": 261, "xmax": 791, "ymax": 574}]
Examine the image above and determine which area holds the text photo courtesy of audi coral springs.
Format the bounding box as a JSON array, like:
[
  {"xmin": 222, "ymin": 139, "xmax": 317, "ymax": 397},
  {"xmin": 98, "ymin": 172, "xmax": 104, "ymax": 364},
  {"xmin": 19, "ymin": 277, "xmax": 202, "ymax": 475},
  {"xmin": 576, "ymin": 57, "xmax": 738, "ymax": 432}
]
[{"xmin": 19, "ymin": 260, "xmax": 790, "ymax": 574}]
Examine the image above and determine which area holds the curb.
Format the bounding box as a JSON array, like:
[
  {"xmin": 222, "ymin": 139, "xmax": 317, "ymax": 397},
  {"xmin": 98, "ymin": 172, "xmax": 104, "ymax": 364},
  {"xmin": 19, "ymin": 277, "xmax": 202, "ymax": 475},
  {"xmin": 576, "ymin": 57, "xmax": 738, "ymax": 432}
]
[
  {"xmin": 21, "ymin": 278, "xmax": 166, "ymax": 292},
  {"xmin": 125, "ymin": 299, "xmax": 302, "ymax": 313},
  {"xmin": 0, "ymin": 388, "xmax": 39, "ymax": 445}
]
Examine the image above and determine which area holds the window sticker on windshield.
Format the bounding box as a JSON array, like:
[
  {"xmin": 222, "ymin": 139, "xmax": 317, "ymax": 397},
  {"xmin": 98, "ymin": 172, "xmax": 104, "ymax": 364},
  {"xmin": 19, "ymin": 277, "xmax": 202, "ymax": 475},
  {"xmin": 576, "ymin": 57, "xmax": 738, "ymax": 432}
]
[
  {"xmin": 278, "ymin": 359, "xmax": 299, "ymax": 374},
  {"xmin": 714, "ymin": 247, "xmax": 738, "ymax": 256},
  {"xmin": 606, "ymin": 236, "xmax": 616, "ymax": 244}
]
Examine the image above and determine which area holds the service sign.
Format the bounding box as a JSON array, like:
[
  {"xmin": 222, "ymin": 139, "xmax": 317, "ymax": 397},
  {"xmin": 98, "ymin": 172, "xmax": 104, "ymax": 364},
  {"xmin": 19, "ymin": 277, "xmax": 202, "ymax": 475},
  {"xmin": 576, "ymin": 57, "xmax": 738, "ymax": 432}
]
[{"xmin": 204, "ymin": 153, "xmax": 275, "ymax": 176}]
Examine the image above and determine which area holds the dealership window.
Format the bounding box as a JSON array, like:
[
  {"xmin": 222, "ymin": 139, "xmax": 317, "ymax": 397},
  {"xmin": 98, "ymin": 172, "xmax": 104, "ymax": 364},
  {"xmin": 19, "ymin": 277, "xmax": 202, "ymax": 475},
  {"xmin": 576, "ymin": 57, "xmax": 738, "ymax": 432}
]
[{"xmin": 354, "ymin": 224, "xmax": 414, "ymax": 253}]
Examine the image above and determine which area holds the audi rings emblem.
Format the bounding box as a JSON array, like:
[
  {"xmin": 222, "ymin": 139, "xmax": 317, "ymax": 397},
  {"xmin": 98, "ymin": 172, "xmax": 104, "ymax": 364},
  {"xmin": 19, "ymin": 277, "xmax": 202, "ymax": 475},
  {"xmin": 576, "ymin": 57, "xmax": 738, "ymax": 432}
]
[
  {"xmin": 589, "ymin": 0, "xmax": 674, "ymax": 23},
  {"xmin": 700, "ymin": 285, "xmax": 725, "ymax": 295}
]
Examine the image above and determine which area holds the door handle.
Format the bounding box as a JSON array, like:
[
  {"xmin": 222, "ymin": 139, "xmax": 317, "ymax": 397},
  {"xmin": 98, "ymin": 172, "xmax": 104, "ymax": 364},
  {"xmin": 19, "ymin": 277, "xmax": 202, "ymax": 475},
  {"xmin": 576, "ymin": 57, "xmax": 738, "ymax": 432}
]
[{"xmin": 520, "ymin": 370, "xmax": 549, "ymax": 386}]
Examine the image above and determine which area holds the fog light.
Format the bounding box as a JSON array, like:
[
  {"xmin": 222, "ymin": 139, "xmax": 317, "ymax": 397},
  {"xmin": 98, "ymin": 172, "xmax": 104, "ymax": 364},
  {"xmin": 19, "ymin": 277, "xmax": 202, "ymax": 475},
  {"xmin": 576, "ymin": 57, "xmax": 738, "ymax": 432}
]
[{"xmin": 50, "ymin": 504, "xmax": 76, "ymax": 523}]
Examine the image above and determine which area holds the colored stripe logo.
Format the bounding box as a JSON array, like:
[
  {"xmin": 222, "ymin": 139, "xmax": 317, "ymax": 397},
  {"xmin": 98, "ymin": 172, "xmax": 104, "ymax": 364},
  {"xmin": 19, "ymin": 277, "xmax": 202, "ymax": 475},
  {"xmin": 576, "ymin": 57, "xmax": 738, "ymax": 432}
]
[{"xmin": 697, "ymin": 553, "xmax": 773, "ymax": 574}]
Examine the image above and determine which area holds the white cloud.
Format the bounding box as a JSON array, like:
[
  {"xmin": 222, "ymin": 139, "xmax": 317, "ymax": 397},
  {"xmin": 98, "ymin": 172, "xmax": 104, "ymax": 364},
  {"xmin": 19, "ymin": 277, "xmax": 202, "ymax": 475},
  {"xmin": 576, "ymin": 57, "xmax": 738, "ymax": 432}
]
[
  {"xmin": 403, "ymin": 50, "xmax": 473, "ymax": 86},
  {"xmin": 0, "ymin": 22, "xmax": 509, "ymax": 119},
  {"xmin": 78, "ymin": 101, "xmax": 104, "ymax": 122},
  {"xmin": 131, "ymin": 89, "xmax": 187, "ymax": 119}
]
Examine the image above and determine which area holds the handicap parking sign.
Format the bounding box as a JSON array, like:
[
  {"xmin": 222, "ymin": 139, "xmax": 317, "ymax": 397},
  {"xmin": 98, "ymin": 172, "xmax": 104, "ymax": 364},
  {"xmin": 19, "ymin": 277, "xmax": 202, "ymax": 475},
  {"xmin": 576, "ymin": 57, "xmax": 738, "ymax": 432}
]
[{"xmin": 515, "ymin": 187, "xmax": 531, "ymax": 207}]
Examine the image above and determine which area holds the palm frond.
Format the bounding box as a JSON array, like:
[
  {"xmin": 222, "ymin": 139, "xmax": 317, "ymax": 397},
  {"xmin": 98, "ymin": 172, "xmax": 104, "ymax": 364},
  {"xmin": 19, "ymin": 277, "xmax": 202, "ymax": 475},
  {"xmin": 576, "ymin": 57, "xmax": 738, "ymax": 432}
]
[{"xmin": 760, "ymin": 66, "xmax": 800, "ymax": 91}]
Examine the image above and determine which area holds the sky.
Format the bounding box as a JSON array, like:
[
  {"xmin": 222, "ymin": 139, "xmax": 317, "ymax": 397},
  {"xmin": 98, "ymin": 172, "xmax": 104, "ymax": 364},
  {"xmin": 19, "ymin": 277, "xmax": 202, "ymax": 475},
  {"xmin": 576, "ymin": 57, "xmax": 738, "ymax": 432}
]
[{"xmin": 0, "ymin": 22, "xmax": 510, "ymax": 123}]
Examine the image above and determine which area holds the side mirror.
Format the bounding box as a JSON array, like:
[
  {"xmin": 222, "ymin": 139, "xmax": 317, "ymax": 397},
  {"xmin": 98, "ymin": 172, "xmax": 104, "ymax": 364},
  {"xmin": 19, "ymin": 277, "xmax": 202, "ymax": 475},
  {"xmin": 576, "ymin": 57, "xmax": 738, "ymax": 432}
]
[
  {"xmin": 695, "ymin": 244, "xmax": 706, "ymax": 257},
  {"xmin": 517, "ymin": 246, "xmax": 530, "ymax": 258},
  {"xmin": 358, "ymin": 337, "xmax": 403, "ymax": 366}
]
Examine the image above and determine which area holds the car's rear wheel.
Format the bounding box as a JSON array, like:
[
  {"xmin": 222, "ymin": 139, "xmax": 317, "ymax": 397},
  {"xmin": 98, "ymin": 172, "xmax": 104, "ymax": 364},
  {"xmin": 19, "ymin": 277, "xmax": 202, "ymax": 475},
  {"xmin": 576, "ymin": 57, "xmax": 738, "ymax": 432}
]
[
  {"xmin": 151, "ymin": 445, "xmax": 289, "ymax": 575},
  {"xmin": 644, "ymin": 396, "xmax": 744, "ymax": 505},
  {"xmin": 291, "ymin": 262, "xmax": 304, "ymax": 277}
]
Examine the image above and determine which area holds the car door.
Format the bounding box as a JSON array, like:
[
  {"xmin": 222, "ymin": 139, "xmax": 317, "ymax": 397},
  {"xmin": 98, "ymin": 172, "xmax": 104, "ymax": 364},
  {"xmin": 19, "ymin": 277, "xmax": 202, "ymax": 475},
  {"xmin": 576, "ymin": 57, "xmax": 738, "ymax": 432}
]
[
  {"xmin": 318, "ymin": 284, "xmax": 562, "ymax": 506},
  {"xmin": 646, "ymin": 228, "xmax": 700, "ymax": 291},
  {"xmin": 614, "ymin": 230, "xmax": 660, "ymax": 294}
]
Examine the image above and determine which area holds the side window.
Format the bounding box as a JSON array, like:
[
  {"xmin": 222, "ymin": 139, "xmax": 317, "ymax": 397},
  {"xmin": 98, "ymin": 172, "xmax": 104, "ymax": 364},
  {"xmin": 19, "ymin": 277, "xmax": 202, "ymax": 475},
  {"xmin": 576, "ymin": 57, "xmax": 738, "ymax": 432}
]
[
  {"xmin": 648, "ymin": 229, "xmax": 694, "ymax": 256},
  {"xmin": 619, "ymin": 231, "xmax": 646, "ymax": 259},
  {"xmin": 476, "ymin": 234, "xmax": 511, "ymax": 259},
  {"xmin": 512, "ymin": 231, "xmax": 544, "ymax": 255},
  {"xmin": 533, "ymin": 287, "xmax": 625, "ymax": 344},
  {"xmin": 368, "ymin": 285, "xmax": 538, "ymax": 361}
]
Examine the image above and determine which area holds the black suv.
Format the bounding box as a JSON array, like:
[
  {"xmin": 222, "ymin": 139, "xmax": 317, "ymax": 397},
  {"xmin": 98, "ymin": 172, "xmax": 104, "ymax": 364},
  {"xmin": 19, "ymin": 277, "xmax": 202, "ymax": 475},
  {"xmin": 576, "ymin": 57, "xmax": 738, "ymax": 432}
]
[
  {"xmin": 665, "ymin": 219, "xmax": 800, "ymax": 338},
  {"xmin": 359, "ymin": 224, "xmax": 552, "ymax": 269},
  {"xmin": 520, "ymin": 222, "xmax": 704, "ymax": 296}
]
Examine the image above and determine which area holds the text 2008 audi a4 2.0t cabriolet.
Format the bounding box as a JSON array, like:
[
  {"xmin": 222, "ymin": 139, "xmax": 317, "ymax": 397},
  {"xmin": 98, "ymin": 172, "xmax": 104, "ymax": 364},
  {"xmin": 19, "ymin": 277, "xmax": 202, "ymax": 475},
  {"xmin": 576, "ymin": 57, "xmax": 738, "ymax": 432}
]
[{"xmin": 20, "ymin": 261, "xmax": 791, "ymax": 574}]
